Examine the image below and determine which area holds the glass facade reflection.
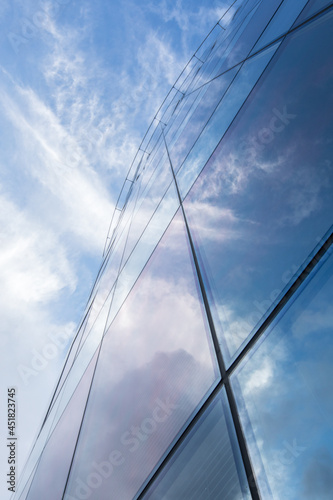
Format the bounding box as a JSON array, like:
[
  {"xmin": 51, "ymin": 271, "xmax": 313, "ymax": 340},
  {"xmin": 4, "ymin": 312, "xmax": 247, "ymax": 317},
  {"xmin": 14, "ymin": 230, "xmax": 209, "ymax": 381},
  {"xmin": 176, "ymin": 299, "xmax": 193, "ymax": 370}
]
[{"xmin": 13, "ymin": 1, "xmax": 333, "ymax": 499}]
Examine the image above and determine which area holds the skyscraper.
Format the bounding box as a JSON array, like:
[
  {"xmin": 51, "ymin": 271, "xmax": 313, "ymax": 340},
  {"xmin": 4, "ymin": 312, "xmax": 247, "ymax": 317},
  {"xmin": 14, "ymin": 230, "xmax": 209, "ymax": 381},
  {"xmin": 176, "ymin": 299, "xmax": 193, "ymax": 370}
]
[{"xmin": 13, "ymin": 0, "xmax": 333, "ymax": 498}]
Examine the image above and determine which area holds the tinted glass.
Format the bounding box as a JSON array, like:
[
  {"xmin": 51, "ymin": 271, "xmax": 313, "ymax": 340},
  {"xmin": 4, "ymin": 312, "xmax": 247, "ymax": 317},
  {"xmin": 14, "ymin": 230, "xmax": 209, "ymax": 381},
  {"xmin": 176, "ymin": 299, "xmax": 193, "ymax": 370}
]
[
  {"xmin": 295, "ymin": 0, "xmax": 333, "ymax": 24},
  {"xmin": 46, "ymin": 311, "xmax": 90, "ymax": 417},
  {"xmin": 177, "ymin": 42, "xmax": 280, "ymax": 199},
  {"xmin": 17, "ymin": 469, "xmax": 36, "ymax": 500},
  {"xmin": 183, "ymin": 11, "xmax": 333, "ymax": 363},
  {"xmin": 106, "ymin": 182, "xmax": 179, "ymax": 331},
  {"xmin": 13, "ymin": 393, "xmax": 64, "ymax": 500},
  {"xmin": 46, "ymin": 291, "xmax": 112, "ymax": 438},
  {"xmin": 251, "ymin": 0, "xmax": 308, "ymax": 53},
  {"xmin": 26, "ymin": 350, "xmax": 98, "ymax": 500},
  {"xmin": 231, "ymin": 246, "xmax": 333, "ymax": 499},
  {"xmin": 168, "ymin": 65, "xmax": 239, "ymax": 175},
  {"xmin": 211, "ymin": 0, "xmax": 282, "ymax": 77},
  {"xmin": 121, "ymin": 153, "xmax": 174, "ymax": 268},
  {"xmin": 64, "ymin": 209, "xmax": 220, "ymax": 500},
  {"xmin": 144, "ymin": 387, "xmax": 250, "ymax": 500}
]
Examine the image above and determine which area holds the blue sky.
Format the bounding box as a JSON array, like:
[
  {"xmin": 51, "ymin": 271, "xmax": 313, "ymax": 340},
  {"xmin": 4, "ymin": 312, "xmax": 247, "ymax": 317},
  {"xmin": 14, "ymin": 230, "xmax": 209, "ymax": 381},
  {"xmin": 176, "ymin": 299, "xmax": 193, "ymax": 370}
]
[{"xmin": 0, "ymin": 0, "xmax": 231, "ymax": 496}]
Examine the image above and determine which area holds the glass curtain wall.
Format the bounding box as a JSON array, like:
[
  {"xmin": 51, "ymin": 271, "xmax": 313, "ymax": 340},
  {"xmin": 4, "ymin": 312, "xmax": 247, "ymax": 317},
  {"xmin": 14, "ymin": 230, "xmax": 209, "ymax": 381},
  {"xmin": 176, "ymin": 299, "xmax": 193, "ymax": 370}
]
[{"xmin": 13, "ymin": 1, "xmax": 333, "ymax": 499}]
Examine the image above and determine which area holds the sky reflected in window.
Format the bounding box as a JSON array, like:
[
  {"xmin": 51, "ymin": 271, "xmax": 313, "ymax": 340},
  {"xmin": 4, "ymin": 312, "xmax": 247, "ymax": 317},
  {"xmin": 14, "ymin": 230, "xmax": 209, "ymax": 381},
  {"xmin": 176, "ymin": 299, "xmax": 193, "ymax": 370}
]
[
  {"xmin": 183, "ymin": 11, "xmax": 333, "ymax": 363},
  {"xmin": 232, "ymin": 248, "xmax": 333, "ymax": 499}
]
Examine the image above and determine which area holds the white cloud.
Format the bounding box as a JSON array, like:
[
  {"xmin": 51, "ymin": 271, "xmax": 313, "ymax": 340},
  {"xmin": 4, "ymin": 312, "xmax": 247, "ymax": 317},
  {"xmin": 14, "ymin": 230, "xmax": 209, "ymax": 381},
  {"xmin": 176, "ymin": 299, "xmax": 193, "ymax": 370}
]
[
  {"xmin": 0, "ymin": 78, "xmax": 114, "ymax": 252},
  {"xmin": 0, "ymin": 14, "xmax": 117, "ymax": 495},
  {"xmin": 291, "ymin": 305, "xmax": 333, "ymax": 339},
  {"xmin": 0, "ymin": 191, "xmax": 76, "ymax": 304},
  {"xmin": 147, "ymin": 0, "xmax": 229, "ymax": 38}
]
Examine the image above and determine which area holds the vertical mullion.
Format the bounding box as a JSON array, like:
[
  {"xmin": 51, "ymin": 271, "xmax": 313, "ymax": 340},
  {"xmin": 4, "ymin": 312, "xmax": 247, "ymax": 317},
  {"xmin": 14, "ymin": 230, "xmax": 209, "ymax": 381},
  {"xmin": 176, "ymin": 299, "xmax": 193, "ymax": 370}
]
[{"xmin": 162, "ymin": 127, "xmax": 261, "ymax": 500}]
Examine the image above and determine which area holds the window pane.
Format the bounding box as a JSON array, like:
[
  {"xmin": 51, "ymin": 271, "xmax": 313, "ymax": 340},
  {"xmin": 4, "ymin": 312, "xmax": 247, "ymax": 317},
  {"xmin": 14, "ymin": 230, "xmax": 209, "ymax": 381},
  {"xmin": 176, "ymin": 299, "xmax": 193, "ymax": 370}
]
[
  {"xmin": 295, "ymin": 0, "xmax": 333, "ymax": 24},
  {"xmin": 177, "ymin": 42, "xmax": 280, "ymax": 199},
  {"xmin": 251, "ymin": 0, "xmax": 309, "ymax": 53},
  {"xmin": 182, "ymin": 11, "xmax": 333, "ymax": 363},
  {"xmin": 106, "ymin": 181, "xmax": 179, "ymax": 331},
  {"xmin": 46, "ymin": 290, "xmax": 113, "ymax": 438},
  {"xmin": 231, "ymin": 246, "xmax": 333, "ymax": 499},
  {"xmin": 46, "ymin": 311, "xmax": 90, "ymax": 418},
  {"xmin": 210, "ymin": 0, "xmax": 282, "ymax": 78},
  {"xmin": 121, "ymin": 151, "xmax": 174, "ymax": 268},
  {"xmin": 168, "ymin": 65, "xmax": 239, "ymax": 176},
  {"xmin": 144, "ymin": 387, "xmax": 250, "ymax": 500},
  {"xmin": 64, "ymin": 209, "xmax": 220, "ymax": 500},
  {"xmin": 26, "ymin": 350, "xmax": 98, "ymax": 500},
  {"xmin": 17, "ymin": 468, "xmax": 36, "ymax": 500}
]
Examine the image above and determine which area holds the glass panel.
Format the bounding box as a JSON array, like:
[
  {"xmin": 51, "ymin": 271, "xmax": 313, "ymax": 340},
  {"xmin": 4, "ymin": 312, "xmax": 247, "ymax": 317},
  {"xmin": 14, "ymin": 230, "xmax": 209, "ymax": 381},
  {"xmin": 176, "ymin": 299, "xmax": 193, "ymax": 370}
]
[
  {"xmin": 26, "ymin": 350, "xmax": 98, "ymax": 500},
  {"xmin": 76, "ymin": 287, "xmax": 112, "ymax": 356},
  {"xmin": 85, "ymin": 189, "xmax": 135, "ymax": 332},
  {"xmin": 201, "ymin": 0, "xmax": 263, "ymax": 79},
  {"xmin": 195, "ymin": 23, "xmax": 226, "ymax": 63},
  {"xmin": 144, "ymin": 122, "xmax": 164, "ymax": 157},
  {"xmin": 143, "ymin": 387, "xmax": 250, "ymax": 500},
  {"xmin": 221, "ymin": 0, "xmax": 258, "ymax": 34},
  {"xmin": 46, "ymin": 311, "xmax": 90, "ymax": 418},
  {"xmin": 251, "ymin": 0, "xmax": 308, "ymax": 53},
  {"xmin": 231, "ymin": 246, "xmax": 333, "ymax": 500},
  {"xmin": 183, "ymin": 0, "xmax": 263, "ymax": 96},
  {"xmin": 106, "ymin": 181, "xmax": 179, "ymax": 330},
  {"xmin": 116, "ymin": 178, "xmax": 135, "ymax": 211},
  {"xmin": 163, "ymin": 87, "xmax": 203, "ymax": 151},
  {"xmin": 190, "ymin": 0, "xmax": 289, "ymax": 91},
  {"xmin": 155, "ymin": 88, "xmax": 179, "ymax": 125},
  {"xmin": 12, "ymin": 394, "xmax": 62, "ymax": 500},
  {"xmin": 44, "ymin": 290, "xmax": 113, "ymax": 441},
  {"xmin": 177, "ymin": 42, "xmax": 280, "ymax": 199},
  {"xmin": 64, "ymin": 209, "xmax": 220, "ymax": 500},
  {"xmin": 17, "ymin": 466, "xmax": 37, "ymax": 500},
  {"xmin": 121, "ymin": 150, "xmax": 174, "ymax": 268},
  {"xmin": 185, "ymin": 27, "xmax": 228, "ymax": 94},
  {"xmin": 143, "ymin": 130, "xmax": 165, "ymax": 172},
  {"xmin": 182, "ymin": 11, "xmax": 333, "ymax": 364},
  {"xmin": 125, "ymin": 136, "xmax": 170, "ymax": 234},
  {"xmin": 175, "ymin": 57, "xmax": 199, "ymax": 94},
  {"xmin": 159, "ymin": 92, "xmax": 182, "ymax": 127},
  {"xmin": 295, "ymin": 0, "xmax": 333, "ymax": 24},
  {"xmin": 78, "ymin": 299, "xmax": 106, "ymax": 353},
  {"xmin": 169, "ymin": 65, "xmax": 239, "ymax": 175}
]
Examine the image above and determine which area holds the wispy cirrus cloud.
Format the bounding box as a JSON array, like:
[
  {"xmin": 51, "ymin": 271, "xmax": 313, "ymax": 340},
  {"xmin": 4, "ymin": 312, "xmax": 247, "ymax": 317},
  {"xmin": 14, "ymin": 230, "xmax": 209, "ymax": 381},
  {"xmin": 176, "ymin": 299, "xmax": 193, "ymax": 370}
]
[{"xmin": 0, "ymin": 1, "xmax": 231, "ymax": 497}]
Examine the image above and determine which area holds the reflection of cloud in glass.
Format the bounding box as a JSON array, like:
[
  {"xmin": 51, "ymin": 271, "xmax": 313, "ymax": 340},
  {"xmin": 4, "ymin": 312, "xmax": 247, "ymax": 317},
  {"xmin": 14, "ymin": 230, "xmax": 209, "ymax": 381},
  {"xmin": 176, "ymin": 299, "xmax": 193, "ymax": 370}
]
[
  {"xmin": 65, "ymin": 352, "xmax": 214, "ymax": 500},
  {"xmin": 185, "ymin": 201, "xmax": 242, "ymax": 243},
  {"xmin": 65, "ymin": 210, "xmax": 219, "ymax": 500},
  {"xmin": 182, "ymin": 12, "xmax": 333, "ymax": 363},
  {"xmin": 169, "ymin": 66, "xmax": 238, "ymax": 172},
  {"xmin": 27, "ymin": 349, "xmax": 98, "ymax": 500},
  {"xmin": 81, "ymin": 349, "xmax": 210, "ymax": 499},
  {"xmin": 232, "ymin": 253, "xmax": 333, "ymax": 499}
]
